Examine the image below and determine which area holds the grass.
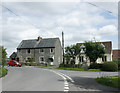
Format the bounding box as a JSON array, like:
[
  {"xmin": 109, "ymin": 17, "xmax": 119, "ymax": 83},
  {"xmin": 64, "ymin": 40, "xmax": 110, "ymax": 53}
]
[
  {"xmin": 0, "ymin": 67, "xmax": 8, "ymax": 78},
  {"xmin": 35, "ymin": 65, "xmax": 55, "ymax": 68},
  {"xmin": 88, "ymin": 69, "xmax": 101, "ymax": 71},
  {"xmin": 96, "ymin": 76, "xmax": 120, "ymax": 88},
  {"xmin": 57, "ymin": 67, "xmax": 102, "ymax": 71},
  {"xmin": 57, "ymin": 67, "xmax": 84, "ymax": 71}
]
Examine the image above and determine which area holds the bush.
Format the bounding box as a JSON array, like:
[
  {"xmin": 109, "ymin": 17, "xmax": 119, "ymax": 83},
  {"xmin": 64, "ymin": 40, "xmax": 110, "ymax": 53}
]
[
  {"xmin": 113, "ymin": 60, "xmax": 120, "ymax": 70},
  {"xmin": 89, "ymin": 63, "xmax": 102, "ymax": 69},
  {"xmin": 26, "ymin": 57, "xmax": 35, "ymax": 62},
  {"xmin": 102, "ymin": 62, "xmax": 118, "ymax": 71}
]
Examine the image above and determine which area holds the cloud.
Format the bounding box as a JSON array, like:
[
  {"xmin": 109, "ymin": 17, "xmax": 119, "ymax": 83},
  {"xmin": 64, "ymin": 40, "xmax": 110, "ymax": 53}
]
[
  {"xmin": 1, "ymin": 2, "xmax": 118, "ymax": 57},
  {"xmin": 99, "ymin": 25, "xmax": 117, "ymax": 35}
]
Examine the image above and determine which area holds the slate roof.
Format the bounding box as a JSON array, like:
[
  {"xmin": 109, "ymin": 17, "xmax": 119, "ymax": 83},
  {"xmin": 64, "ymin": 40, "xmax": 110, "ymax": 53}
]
[
  {"xmin": 10, "ymin": 52, "xmax": 17, "ymax": 58},
  {"xmin": 77, "ymin": 41, "xmax": 112, "ymax": 54},
  {"xmin": 17, "ymin": 38, "xmax": 60, "ymax": 49}
]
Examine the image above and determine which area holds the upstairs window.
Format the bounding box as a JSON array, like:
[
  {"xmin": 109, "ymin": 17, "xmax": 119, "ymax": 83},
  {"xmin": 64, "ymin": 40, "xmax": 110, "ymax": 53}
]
[
  {"xmin": 40, "ymin": 49, "xmax": 44, "ymax": 53},
  {"xmin": 50, "ymin": 48, "xmax": 53, "ymax": 53},
  {"xmin": 18, "ymin": 49, "xmax": 21, "ymax": 53},
  {"xmin": 27, "ymin": 49, "xmax": 31, "ymax": 54}
]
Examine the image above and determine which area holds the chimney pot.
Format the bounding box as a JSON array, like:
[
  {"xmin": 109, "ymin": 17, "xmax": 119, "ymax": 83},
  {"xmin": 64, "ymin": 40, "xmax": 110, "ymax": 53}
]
[{"xmin": 38, "ymin": 36, "xmax": 42, "ymax": 41}]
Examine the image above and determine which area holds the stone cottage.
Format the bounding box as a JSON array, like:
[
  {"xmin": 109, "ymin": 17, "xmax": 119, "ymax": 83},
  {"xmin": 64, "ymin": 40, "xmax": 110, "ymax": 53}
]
[
  {"xmin": 17, "ymin": 36, "xmax": 62, "ymax": 65},
  {"xmin": 75, "ymin": 41, "xmax": 112, "ymax": 65}
]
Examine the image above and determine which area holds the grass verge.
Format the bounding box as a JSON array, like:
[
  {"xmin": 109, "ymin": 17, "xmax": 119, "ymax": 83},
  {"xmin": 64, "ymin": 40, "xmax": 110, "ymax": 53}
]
[
  {"xmin": 88, "ymin": 69, "xmax": 101, "ymax": 71},
  {"xmin": 95, "ymin": 76, "xmax": 120, "ymax": 88},
  {"xmin": 35, "ymin": 65, "xmax": 54, "ymax": 68},
  {"xmin": 57, "ymin": 67, "xmax": 84, "ymax": 71},
  {"xmin": 0, "ymin": 67, "xmax": 8, "ymax": 78}
]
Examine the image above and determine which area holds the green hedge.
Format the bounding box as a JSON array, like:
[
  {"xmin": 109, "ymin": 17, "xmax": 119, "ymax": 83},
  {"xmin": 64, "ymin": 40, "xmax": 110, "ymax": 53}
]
[
  {"xmin": 102, "ymin": 62, "xmax": 118, "ymax": 71},
  {"xmin": 112, "ymin": 60, "xmax": 120, "ymax": 70},
  {"xmin": 0, "ymin": 67, "xmax": 8, "ymax": 77},
  {"xmin": 89, "ymin": 63, "xmax": 102, "ymax": 69}
]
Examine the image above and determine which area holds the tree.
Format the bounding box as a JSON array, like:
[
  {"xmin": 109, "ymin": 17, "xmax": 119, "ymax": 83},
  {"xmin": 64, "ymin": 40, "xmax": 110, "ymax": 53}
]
[
  {"xmin": 84, "ymin": 41, "xmax": 105, "ymax": 63},
  {"xmin": 65, "ymin": 44, "xmax": 81, "ymax": 65},
  {"xmin": 0, "ymin": 46, "xmax": 7, "ymax": 67}
]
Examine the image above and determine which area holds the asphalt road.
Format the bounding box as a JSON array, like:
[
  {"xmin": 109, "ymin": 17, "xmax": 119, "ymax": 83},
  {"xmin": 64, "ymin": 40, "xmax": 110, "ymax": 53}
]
[{"xmin": 2, "ymin": 67, "xmax": 119, "ymax": 92}]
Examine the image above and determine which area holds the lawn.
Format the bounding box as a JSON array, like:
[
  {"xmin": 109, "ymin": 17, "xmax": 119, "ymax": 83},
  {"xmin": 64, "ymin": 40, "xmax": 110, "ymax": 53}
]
[
  {"xmin": 0, "ymin": 67, "xmax": 8, "ymax": 78},
  {"xmin": 57, "ymin": 67, "xmax": 84, "ymax": 71},
  {"xmin": 88, "ymin": 69, "xmax": 101, "ymax": 71},
  {"xmin": 96, "ymin": 76, "xmax": 120, "ymax": 88},
  {"xmin": 35, "ymin": 64, "xmax": 55, "ymax": 68}
]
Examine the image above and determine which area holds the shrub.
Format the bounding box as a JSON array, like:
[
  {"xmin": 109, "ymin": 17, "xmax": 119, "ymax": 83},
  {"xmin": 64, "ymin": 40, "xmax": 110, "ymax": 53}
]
[
  {"xmin": 26, "ymin": 57, "xmax": 35, "ymax": 62},
  {"xmin": 113, "ymin": 60, "xmax": 120, "ymax": 70},
  {"xmin": 102, "ymin": 62, "xmax": 118, "ymax": 71},
  {"xmin": 89, "ymin": 63, "xmax": 102, "ymax": 69}
]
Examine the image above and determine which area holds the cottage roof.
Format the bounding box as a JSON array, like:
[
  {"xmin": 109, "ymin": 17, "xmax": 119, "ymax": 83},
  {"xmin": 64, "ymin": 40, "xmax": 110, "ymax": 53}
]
[
  {"xmin": 10, "ymin": 52, "xmax": 17, "ymax": 58},
  {"xmin": 17, "ymin": 38, "xmax": 60, "ymax": 49},
  {"xmin": 77, "ymin": 41, "xmax": 112, "ymax": 54}
]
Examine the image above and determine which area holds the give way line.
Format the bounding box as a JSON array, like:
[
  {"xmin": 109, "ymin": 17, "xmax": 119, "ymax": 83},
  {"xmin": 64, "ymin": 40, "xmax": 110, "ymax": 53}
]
[{"xmin": 44, "ymin": 69, "xmax": 74, "ymax": 92}]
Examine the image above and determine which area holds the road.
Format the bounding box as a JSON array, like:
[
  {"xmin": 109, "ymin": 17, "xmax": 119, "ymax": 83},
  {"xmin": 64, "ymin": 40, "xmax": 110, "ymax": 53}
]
[{"xmin": 2, "ymin": 67, "xmax": 119, "ymax": 92}]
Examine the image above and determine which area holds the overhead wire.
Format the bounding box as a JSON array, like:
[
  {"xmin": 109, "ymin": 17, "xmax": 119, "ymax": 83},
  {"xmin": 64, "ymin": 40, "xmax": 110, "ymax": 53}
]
[
  {"xmin": 0, "ymin": 3, "xmax": 40, "ymax": 29},
  {"xmin": 87, "ymin": 2, "xmax": 117, "ymax": 16}
]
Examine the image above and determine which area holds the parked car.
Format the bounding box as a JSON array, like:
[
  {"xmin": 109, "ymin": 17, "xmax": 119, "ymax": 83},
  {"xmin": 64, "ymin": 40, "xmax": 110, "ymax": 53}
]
[{"xmin": 8, "ymin": 60, "xmax": 21, "ymax": 67}]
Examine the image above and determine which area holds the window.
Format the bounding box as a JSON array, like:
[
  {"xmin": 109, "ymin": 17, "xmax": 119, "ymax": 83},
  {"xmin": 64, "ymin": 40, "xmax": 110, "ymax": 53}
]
[
  {"xmin": 40, "ymin": 49, "xmax": 44, "ymax": 53},
  {"xmin": 102, "ymin": 57, "xmax": 104, "ymax": 62},
  {"xmin": 10, "ymin": 61, "xmax": 15, "ymax": 63},
  {"xmin": 105, "ymin": 56, "xmax": 107, "ymax": 62},
  {"xmin": 80, "ymin": 56, "xmax": 84, "ymax": 62},
  {"xmin": 40, "ymin": 57, "xmax": 44, "ymax": 62},
  {"xmin": 18, "ymin": 49, "xmax": 21, "ymax": 53},
  {"xmin": 27, "ymin": 49, "xmax": 30, "ymax": 54},
  {"xmin": 102, "ymin": 56, "xmax": 107, "ymax": 62},
  {"xmin": 50, "ymin": 48, "xmax": 53, "ymax": 53}
]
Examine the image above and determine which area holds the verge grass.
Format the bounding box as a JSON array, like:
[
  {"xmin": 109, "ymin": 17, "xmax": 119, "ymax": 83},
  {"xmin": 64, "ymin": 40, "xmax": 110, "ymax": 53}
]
[{"xmin": 96, "ymin": 76, "xmax": 120, "ymax": 88}]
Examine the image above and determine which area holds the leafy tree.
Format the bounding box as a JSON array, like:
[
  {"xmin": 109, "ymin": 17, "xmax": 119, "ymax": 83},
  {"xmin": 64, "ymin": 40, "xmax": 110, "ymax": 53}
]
[
  {"xmin": 0, "ymin": 46, "xmax": 7, "ymax": 67},
  {"xmin": 84, "ymin": 41, "xmax": 105, "ymax": 63},
  {"xmin": 65, "ymin": 44, "xmax": 81, "ymax": 65}
]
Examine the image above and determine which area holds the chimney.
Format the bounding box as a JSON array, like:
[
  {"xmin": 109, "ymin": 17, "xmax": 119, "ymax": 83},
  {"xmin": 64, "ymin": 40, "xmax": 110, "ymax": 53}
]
[{"xmin": 37, "ymin": 36, "xmax": 42, "ymax": 41}]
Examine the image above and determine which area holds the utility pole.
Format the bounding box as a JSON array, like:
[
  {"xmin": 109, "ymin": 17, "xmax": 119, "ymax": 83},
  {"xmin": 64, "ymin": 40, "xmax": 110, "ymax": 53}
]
[{"xmin": 62, "ymin": 31, "xmax": 65, "ymax": 65}]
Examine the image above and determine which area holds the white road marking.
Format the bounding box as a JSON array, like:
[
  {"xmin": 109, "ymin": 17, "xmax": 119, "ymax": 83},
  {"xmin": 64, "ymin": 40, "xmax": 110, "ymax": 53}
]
[
  {"xmin": 60, "ymin": 73, "xmax": 74, "ymax": 83},
  {"xmin": 64, "ymin": 89, "xmax": 69, "ymax": 92},
  {"xmin": 64, "ymin": 87, "xmax": 69, "ymax": 90},
  {"xmin": 46, "ymin": 70, "xmax": 70, "ymax": 92},
  {"xmin": 43, "ymin": 69, "xmax": 75, "ymax": 92}
]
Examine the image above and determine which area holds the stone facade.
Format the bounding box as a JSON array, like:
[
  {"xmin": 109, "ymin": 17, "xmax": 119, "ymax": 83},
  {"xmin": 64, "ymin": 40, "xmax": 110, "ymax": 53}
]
[{"xmin": 17, "ymin": 37, "xmax": 62, "ymax": 66}]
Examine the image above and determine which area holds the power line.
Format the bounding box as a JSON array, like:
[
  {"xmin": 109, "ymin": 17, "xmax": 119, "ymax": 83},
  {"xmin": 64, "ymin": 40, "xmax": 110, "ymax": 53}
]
[
  {"xmin": 1, "ymin": 4, "xmax": 40, "ymax": 29},
  {"xmin": 87, "ymin": 2, "xmax": 117, "ymax": 15}
]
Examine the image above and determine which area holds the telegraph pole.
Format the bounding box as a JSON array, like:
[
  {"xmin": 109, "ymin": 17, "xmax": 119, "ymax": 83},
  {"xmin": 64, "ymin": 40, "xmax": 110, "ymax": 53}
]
[{"xmin": 62, "ymin": 31, "xmax": 65, "ymax": 65}]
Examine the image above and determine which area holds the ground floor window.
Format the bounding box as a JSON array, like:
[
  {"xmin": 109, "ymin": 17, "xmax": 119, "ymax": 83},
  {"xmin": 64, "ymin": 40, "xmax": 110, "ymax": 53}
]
[
  {"xmin": 40, "ymin": 57, "xmax": 44, "ymax": 62},
  {"xmin": 80, "ymin": 56, "xmax": 84, "ymax": 62},
  {"xmin": 102, "ymin": 56, "xmax": 107, "ymax": 62}
]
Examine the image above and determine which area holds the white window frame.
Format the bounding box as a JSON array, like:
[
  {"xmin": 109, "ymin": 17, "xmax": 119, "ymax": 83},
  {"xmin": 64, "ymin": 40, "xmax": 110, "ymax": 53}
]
[
  {"xmin": 26, "ymin": 49, "xmax": 31, "ymax": 54},
  {"xmin": 50, "ymin": 48, "xmax": 54, "ymax": 53},
  {"xmin": 39, "ymin": 56, "xmax": 44, "ymax": 63},
  {"xmin": 80, "ymin": 56, "xmax": 84, "ymax": 62},
  {"xmin": 39, "ymin": 49, "xmax": 44, "ymax": 53}
]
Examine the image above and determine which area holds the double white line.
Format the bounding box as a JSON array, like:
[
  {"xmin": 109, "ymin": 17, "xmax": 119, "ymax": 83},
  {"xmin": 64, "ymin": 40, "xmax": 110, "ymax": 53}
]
[{"xmin": 50, "ymin": 70, "xmax": 74, "ymax": 92}]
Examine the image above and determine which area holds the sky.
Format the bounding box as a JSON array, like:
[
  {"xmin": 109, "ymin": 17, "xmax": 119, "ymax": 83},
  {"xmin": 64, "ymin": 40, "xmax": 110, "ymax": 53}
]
[{"xmin": 0, "ymin": 1, "xmax": 118, "ymax": 57}]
